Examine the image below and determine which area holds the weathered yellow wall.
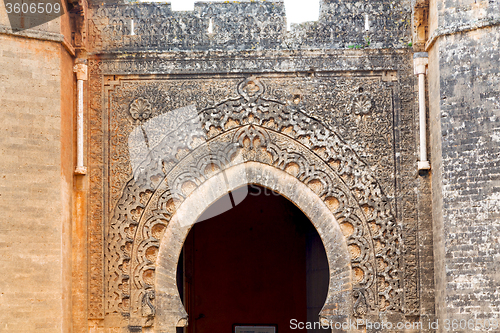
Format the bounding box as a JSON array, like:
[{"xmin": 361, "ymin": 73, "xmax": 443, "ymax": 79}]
[{"xmin": 0, "ymin": 14, "xmax": 75, "ymax": 332}]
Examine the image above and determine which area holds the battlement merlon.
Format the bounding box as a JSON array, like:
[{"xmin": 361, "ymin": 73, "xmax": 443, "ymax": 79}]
[{"xmin": 87, "ymin": 0, "xmax": 411, "ymax": 53}]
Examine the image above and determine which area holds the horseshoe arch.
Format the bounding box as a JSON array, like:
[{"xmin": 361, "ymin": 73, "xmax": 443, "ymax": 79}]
[{"xmin": 154, "ymin": 161, "xmax": 353, "ymax": 331}]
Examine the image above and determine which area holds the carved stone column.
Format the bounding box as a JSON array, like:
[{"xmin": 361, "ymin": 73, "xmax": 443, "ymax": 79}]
[
  {"xmin": 414, "ymin": 52, "xmax": 430, "ymax": 172},
  {"xmin": 74, "ymin": 62, "xmax": 88, "ymax": 175}
]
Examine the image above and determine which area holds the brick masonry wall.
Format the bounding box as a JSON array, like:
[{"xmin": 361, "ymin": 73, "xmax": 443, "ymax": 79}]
[
  {"xmin": 429, "ymin": 0, "xmax": 500, "ymax": 328},
  {"xmin": 0, "ymin": 34, "xmax": 72, "ymax": 332}
]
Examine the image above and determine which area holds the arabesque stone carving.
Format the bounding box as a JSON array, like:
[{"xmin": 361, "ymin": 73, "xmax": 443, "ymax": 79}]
[
  {"xmin": 105, "ymin": 77, "xmax": 402, "ymax": 328},
  {"xmin": 87, "ymin": 44, "xmax": 420, "ymax": 330}
]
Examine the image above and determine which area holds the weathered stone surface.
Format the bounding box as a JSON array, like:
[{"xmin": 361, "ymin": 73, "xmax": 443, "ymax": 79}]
[
  {"xmin": 87, "ymin": 0, "xmax": 411, "ymax": 53},
  {"xmin": 155, "ymin": 162, "xmax": 353, "ymax": 331},
  {"xmin": 0, "ymin": 33, "xmax": 73, "ymax": 332},
  {"xmin": 1, "ymin": 0, "xmax": 499, "ymax": 332},
  {"xmin": 80, "ymin": 2, "xmax": 425, "ymax": 332},
  {"xmin": 429, "ymin": 9, "xmax": 500, "ymax": 331},
  {"xmin": 87, "ymin": 45, "xmax": 419, "ymax": 330}
]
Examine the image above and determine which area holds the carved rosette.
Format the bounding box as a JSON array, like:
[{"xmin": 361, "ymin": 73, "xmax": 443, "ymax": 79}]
[
  {"xmin": 351, "ymin": 94, "xmax": 373, "ymax": 115},
  {"xmin": 129, "ymin": 97, "xmax": 152, "ymax": 123}
]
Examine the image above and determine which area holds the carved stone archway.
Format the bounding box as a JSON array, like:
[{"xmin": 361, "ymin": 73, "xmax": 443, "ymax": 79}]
[
  {"xmin": 155, "ymin": 162, "xmax": 353, "ymax": 332},
  {"xmin": 105, "ymin": 76, "xmax": 402, "ymax": 330}
]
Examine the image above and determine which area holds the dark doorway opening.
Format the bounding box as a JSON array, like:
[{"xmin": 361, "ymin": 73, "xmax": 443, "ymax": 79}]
[{"xmin": 177, "ymin": 185, "xmax": 329, "ymax": 333}]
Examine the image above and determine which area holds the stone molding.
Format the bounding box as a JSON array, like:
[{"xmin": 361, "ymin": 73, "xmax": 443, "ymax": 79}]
[
  {"xmin": 74, "ymin": 63, "xmax": 88, "ymax": 80},
  {"xmin": 425, "ymin": 17, "xmax": 500, "ymax": 51},
  {"xmin": 0, "ymin": 24, "xmax": 75, "ymax": 56}
]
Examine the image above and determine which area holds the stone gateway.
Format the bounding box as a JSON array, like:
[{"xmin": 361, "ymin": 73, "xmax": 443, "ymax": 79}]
[{"xmin": 0, "ymin": 0, "xmax": 499, "ymax": 332}]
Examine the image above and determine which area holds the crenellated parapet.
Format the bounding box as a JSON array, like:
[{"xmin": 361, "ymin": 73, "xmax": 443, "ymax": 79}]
[
  {"xmin": 88, "ymin": 1, "xmax": 287, "ymax": 52},
  {"xmin": 290, "ymin": 0, "xmax": 411, "ymax": 49},
  {"xmin": 87, "ymin": 0, "xmax": 412, "ymax": 54}
]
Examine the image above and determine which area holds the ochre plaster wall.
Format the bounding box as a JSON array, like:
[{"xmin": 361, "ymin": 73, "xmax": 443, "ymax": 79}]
[{"xmin": 0, "ymin": 6, "xmax": 75, "ymax": 329}]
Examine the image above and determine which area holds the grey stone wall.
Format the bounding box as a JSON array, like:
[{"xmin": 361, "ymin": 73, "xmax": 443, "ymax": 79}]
[
  {"xmin": 88, "ymin": 0, "xmax": 411, "ymax": 53},
  {"xmin": 437, "ymin": 0, "xmax": 499, "ymax": 29},
  {"xmin": 428, "ymin": 0, "xmax": 500, "ymax": 329},
  {"xmin": 290, "ymin": 0, "xmax": 411, "ymax": 49}
]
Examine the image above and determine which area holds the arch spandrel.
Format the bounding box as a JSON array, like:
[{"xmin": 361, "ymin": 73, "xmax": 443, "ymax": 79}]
[{"xmin": 106, "ymin": 77, "xmax": 402, "ymax": 329}]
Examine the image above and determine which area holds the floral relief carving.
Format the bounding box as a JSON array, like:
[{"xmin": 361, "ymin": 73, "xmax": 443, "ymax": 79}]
[
  {"xmin": 84, "ymin": 4, "xmax": 421, "ymax": 324},
  {"xmin": 104, "ymin": 77, "xmax": 403, "ymax": 328},
  {"xmin": 129, "ymin": 97, "xmax": 152, "ymax": 123},
  {"xmin": 351, "ymin": 94, "xmax": 373, "ymax": 115}
]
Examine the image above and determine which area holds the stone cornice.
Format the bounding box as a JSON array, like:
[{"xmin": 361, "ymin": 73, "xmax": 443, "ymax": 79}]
[
  {"xmin": 425, "ymin": 16, "xmax": 500, "ymax": 51},
  {"xmin": 0, "ymin": 24, "xmax": 75, "ymax": 56}
]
